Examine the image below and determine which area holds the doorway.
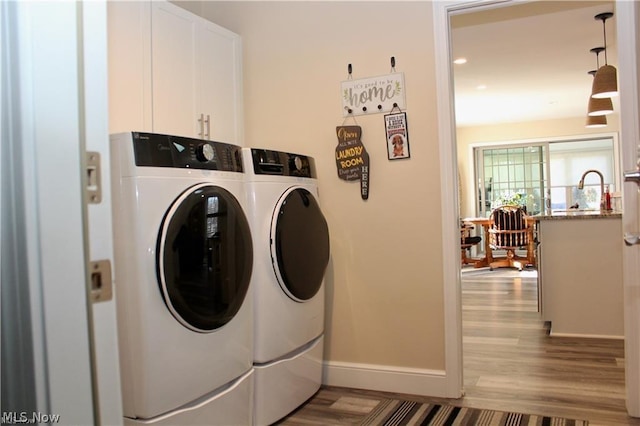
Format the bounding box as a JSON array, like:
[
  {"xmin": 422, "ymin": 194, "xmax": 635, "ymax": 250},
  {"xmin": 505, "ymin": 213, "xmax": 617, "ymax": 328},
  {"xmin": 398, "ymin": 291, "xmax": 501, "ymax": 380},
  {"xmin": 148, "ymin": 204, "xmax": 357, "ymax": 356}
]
[{"xmin": 433, "ymin": 0, "xmax": 635, "ymax": 411}]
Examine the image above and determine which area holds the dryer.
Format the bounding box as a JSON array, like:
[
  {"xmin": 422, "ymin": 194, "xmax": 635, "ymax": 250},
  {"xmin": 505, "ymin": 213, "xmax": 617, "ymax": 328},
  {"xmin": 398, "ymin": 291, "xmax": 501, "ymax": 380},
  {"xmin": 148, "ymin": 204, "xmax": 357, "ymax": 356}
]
[
  {"xmin": 110, "ymin": 132, "xmax": 254, "ymax": 425},
  {"xmin": 242, "ymin": 148, "xmax": 330, "ymax": 425}
]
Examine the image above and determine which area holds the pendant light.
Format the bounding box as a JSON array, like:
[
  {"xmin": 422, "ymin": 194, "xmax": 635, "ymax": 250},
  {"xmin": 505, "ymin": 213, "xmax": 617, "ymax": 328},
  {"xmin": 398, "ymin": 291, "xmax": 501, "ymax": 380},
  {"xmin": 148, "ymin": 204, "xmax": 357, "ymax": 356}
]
[
  {"xmin": 591, "ymin": 12, "xmax": 618, "ymax": 99},
  {"xmin": 586, "ymin": 114, "xmax": 607, "ymax": 128},
  {"xmin": 587, "ymin": 48, "xmax": 613, "ymax": 116}
]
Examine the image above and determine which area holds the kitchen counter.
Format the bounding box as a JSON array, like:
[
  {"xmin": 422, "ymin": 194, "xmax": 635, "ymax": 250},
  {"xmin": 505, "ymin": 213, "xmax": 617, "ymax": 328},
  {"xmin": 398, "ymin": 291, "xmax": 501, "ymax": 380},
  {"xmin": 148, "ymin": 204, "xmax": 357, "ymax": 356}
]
[
  {"xmin": 535, "ymin": 210, "xmax": 622, "ymax": 221},
  {"xmin": 536, "ymin": 213, "xmax": 623, "ymax": 338}
]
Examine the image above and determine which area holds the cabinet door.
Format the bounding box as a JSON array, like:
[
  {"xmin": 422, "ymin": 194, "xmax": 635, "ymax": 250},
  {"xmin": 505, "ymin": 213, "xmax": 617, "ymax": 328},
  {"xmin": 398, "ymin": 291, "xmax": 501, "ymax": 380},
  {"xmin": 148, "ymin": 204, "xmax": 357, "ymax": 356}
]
[
  {"xmin": 107, "ymin": 1, "xmax": 152, "ymax": 133},
  {"xmin": 151, "ymin": 2, "xmax": 199, "ymax": 138},
  {"xmin": 197, "ymin": 23, "xmax": 243, "ymax": 144}
]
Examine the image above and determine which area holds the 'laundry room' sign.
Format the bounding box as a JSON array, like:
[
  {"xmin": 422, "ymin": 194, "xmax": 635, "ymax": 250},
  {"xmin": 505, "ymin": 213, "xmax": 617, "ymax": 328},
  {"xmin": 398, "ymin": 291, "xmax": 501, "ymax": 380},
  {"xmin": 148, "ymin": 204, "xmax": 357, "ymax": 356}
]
[{"xmin": 335, "ymin": 125, "xmax": 370, "ymax": 200}]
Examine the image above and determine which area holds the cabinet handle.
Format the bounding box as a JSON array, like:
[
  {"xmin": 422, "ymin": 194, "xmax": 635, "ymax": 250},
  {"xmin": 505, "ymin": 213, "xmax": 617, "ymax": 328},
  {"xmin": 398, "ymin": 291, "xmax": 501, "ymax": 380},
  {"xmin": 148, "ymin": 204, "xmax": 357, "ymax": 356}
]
[
  {"xmin": 205, "ymin": 114, "xmax": 211, "ymax": 140},
  {"xmin": 198, "ymin": 113, "xmax": 205, "ymax": 139},
  {"xmin": 624, "ymin": 169, "xmax": 640, "ymax": 186}
]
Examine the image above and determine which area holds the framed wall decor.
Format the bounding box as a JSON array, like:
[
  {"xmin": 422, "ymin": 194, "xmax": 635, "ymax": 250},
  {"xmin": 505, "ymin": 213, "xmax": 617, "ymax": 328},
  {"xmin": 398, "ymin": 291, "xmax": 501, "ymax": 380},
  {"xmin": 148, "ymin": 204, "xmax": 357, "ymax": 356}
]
[{"xmin": 384, "ymin": 111, "xmax": 410, "ymax": 160}]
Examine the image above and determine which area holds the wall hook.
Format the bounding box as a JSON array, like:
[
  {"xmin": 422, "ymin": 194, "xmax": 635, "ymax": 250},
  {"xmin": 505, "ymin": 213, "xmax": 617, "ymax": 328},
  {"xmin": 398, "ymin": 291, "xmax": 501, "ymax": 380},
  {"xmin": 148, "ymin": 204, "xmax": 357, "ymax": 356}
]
[
  {"xmin": 390, "ymin": 103, "xmax": 402, "ymax": 113},
  {"xmin": 347, "ymin": 63, "xmax": 353, "ymax": 79},
  {"xmin": 390, "ymin": 56, "xmax": 396, "ymax": 73}
]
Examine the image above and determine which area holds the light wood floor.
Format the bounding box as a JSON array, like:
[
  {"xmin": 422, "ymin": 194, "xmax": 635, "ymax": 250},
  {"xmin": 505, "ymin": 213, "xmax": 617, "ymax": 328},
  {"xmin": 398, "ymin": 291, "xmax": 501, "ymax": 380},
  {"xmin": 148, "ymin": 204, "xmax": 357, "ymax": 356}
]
[{"xmin": 278, "ymin": 268, "xmax": 640, "ymax": 425}]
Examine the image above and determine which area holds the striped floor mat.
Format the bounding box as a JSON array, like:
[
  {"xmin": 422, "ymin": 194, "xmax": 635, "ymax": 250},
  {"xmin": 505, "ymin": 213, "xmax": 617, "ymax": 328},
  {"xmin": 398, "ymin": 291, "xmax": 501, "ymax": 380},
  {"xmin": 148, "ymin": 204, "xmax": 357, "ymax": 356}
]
[{"xmin": 360, "ymin": 399, "xmax": 588, "ymax": 425}]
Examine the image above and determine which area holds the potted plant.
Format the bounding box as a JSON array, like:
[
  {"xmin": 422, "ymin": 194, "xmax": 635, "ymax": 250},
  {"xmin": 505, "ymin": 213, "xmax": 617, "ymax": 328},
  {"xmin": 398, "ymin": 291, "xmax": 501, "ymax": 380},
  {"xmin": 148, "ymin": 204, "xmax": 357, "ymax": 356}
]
[{"xmin": 493, "ymin": 191, "xmax": 531, "ymax": 212}]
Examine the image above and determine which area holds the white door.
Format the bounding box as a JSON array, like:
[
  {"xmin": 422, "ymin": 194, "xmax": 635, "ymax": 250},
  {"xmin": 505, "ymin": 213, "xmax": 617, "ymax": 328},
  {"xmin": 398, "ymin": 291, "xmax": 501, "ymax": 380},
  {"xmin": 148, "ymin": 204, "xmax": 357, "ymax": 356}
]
[
  {"xmin": 617, "ymin": 0, "xmax": 640, "ymax": 417},
  {"xmin": 1, "ymin": 2, "xmax": 122, "ymax": 423}
]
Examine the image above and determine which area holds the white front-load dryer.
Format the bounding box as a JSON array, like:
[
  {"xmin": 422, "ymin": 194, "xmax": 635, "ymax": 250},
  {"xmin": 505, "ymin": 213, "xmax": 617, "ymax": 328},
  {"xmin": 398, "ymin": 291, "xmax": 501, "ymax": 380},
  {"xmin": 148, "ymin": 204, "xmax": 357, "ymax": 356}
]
[
  {"xmin": 242, "ymin": 148, "xmax": 330, "ymax": 426},
  {"xmin": 110, "ymin": 132, "xmax": 254, "ymax": 425}
]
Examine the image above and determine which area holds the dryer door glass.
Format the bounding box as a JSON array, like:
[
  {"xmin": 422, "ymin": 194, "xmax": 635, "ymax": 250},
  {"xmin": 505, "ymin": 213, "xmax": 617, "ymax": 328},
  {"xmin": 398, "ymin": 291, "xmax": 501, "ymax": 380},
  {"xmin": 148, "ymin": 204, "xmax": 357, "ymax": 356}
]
[
  {"xmin": 158, "ymin": 184, "xmax": 253, "ymax": 332},
  {"xmin": 271, "ymin": 187, "xmax": 330, "ymax": 301}
]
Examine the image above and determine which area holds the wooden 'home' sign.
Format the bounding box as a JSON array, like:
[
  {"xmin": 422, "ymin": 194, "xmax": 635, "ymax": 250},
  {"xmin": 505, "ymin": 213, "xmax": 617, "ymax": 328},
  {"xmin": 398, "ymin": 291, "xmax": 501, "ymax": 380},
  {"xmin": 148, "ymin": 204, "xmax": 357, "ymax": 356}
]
[{"xmin": 341, "ymin": 73, "xmax": 406, "ymax": 117}]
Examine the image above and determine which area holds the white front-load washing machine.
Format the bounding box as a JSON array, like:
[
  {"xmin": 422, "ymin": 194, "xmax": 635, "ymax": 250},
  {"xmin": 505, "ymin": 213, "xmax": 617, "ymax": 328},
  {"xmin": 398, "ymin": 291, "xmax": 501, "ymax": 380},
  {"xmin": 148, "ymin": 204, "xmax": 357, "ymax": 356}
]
[
  {"xmin": 110, "ymin": 132, "xmax": 254, "ymax": 425},
  {"xmin": 242, "ymin": 148, "xmax": 330, "ymax": 425}
]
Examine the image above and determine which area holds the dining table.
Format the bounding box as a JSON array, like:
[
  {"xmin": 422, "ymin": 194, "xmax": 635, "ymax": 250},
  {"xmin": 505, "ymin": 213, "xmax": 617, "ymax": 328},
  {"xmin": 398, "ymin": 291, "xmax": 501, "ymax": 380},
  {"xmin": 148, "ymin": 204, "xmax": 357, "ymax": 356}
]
[{"xmin": 462, "ymin": 216, "xmax": 537, "ymax": 269}]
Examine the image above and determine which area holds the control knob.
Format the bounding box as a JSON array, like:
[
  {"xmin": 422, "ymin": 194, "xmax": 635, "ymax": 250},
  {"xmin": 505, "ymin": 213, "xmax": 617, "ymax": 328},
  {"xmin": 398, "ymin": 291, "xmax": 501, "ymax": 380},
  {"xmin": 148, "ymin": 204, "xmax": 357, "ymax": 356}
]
[
  {"xmin": 289, "ymin": 155, "xmax": 303, "ymax": 171},
  {"xmin": 196, "ymin": 143, "xmax": 215, "ymax": 162}
]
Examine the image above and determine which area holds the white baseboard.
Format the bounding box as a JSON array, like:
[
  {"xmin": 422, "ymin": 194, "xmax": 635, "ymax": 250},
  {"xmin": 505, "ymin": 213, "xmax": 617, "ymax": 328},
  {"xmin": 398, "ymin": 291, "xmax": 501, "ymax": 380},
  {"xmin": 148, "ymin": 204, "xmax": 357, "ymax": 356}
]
[
  {"xmin": 549, "ymin": 331, "xmax": 624, "ymax": 340},
  {"xmin": 322, "ymin": 361, "xmax": 451, "ymax": 398}
]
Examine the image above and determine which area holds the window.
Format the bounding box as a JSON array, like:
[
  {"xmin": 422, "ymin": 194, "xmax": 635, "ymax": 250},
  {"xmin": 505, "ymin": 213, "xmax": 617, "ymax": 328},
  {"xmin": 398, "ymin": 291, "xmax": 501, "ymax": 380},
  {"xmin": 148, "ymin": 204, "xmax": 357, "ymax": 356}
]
[
  {"xmin": 548, "ymin": 139, "xmax": 615, "ymax": 210},
  {"xmin": 474, "ymin": 136, "xmax": 618, "ymax": 217},
  {"xmin": 477, "ymin": 145, "xmax": 546, "ymax": 216}
]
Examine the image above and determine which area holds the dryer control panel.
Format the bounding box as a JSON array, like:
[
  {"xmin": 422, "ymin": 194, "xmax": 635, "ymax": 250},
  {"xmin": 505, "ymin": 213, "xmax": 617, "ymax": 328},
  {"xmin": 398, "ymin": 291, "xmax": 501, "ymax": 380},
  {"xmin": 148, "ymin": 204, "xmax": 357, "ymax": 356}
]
[
  {"xmin": 131, "ymin": 132, "xmax": 243, "ymax": 172},
  {"xmin": 250, "ymin": 149, "xmax": 316, "ymax": 178}
]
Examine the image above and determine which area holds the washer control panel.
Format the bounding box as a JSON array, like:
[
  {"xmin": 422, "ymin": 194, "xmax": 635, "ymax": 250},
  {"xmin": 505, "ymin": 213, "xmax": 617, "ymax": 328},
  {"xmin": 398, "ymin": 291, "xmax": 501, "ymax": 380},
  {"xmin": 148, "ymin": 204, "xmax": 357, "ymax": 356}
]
[
  {"xmin": 131, "ymin": 132, "xmax": 243, "ymax": 172},
  {"xmin": 250, "ymin": 149, "xmax": 315, "ymax": 178}
]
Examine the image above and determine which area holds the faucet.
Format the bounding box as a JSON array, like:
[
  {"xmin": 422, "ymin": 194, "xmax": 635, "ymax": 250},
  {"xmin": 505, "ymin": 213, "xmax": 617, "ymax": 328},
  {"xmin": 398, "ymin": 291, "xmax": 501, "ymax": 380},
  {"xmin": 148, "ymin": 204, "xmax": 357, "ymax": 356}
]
[{"xmin": 578, "ymin": 169, "xmax": 605, "ymax": 211}]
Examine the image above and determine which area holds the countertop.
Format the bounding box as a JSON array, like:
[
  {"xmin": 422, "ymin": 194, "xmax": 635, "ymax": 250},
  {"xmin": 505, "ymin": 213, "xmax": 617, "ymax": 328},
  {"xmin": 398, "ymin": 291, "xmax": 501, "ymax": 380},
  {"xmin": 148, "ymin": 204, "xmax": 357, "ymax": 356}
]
[{"xmin": 534, "ymin": 210, "xmax": 622, "ymax": 221}]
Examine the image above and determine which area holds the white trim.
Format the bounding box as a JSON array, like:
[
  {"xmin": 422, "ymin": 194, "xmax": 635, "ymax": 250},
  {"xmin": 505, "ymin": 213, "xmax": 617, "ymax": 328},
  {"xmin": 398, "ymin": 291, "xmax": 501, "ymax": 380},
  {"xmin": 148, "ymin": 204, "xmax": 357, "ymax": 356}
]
[
  {"xmin": 432, "ymin": 0, "xmax": 516, "ymax": 400},
  {"xmin": 616, "ymin": 0, "xmax": 640, "ymax": 418},
  {"xmin": 82, "ymin": 1, "xmax": 125, "ymax": 423},
  {"xmin": 444, "ymin": 0, "xmax": 513, "ymax": 16},
  {"xmin": 432, "ymin": 0, "xmax": 463, "ymax": 399},
  {"xmin": 467, "ymin": 131, "xmax": 619, "ymax": 149},
  {"xmin": 323, "ymin": 361, "xmax": 448, "ymax": 397}
]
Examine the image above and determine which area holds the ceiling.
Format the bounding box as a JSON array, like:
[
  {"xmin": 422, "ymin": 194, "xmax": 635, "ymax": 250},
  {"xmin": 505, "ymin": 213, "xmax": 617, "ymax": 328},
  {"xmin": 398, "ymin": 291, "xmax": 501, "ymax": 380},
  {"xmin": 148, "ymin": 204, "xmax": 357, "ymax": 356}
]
[{"xmin": 451, "ymin": 0, "xmax": 617, "ymax": 128}]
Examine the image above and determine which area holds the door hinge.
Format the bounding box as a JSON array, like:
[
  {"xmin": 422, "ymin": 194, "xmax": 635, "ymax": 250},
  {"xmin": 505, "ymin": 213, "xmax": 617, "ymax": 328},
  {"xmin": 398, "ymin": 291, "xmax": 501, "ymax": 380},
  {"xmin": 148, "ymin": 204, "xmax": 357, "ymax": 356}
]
[
  {"xmin": 86, "ymin": 151, "xmax": 102, "ymax": 204},
  {"xmin": 89, "ymin": 260, "xmax": 113, "ymax": 303}
]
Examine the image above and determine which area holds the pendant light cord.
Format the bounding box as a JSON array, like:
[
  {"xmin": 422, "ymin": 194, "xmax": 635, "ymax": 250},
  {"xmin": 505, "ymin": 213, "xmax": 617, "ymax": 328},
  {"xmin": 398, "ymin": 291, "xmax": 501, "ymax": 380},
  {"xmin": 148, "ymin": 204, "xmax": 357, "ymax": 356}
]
[{"xmin": 602, "ymin": 18, "xmax": 608, "ymax": 65}]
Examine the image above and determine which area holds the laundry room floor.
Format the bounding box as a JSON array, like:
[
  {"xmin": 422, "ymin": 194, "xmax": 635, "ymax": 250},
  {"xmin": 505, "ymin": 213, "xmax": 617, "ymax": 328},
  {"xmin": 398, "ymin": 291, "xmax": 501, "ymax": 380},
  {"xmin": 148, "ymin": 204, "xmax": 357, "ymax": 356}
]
[{"xmin": 277, "ymin": 268, "xmax": 637, "ymax": 425}]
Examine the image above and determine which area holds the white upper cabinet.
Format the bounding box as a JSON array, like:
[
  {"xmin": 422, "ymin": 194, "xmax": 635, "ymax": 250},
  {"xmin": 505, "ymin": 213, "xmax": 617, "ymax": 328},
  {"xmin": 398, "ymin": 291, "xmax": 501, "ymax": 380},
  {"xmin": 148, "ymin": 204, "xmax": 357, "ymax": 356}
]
[
  {"xmin": 108, "ymin": 1, "xmax": 153, "ymax": 134},
  {"xmin": 150, "ymin": 3, "xmax": 199, "ymax": 138},
  {"xmin": 108, "ymin": 1, "xmax": 243, "ymax": 144},
  {"xmin": 197, "ymin": 22, "xmax": 243, "ymax": 145}
]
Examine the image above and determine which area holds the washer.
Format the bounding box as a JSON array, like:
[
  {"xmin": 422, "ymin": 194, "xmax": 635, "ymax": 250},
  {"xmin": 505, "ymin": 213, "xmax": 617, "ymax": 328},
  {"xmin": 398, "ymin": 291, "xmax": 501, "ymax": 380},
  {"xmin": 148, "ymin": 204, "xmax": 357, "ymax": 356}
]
[
  {"xmin": 242, "ymin": 148, "xmax": 330, "ymax": 425},
  {"xmin": 110, "ymin": 132, "xmax": 254, "ymax": 425}
]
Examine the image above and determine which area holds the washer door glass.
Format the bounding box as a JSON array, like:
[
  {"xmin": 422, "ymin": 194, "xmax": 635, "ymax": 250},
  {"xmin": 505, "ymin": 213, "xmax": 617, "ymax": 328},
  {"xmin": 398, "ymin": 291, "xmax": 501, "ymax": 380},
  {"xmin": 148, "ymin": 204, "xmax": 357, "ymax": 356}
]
[
  {"xmin": 158, "ymin": 183, "xmax": 253, "ymax": 332},
  {"xmin": 271, "ymin": 187, "xmax": 330, "ymax": 302}
]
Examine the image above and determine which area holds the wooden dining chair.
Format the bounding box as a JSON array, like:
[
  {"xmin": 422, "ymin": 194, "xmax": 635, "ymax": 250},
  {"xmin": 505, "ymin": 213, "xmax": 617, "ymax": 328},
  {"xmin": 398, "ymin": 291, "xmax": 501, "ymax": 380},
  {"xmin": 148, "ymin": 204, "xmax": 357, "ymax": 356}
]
[
  {"xmin": 461, "ymin": 222, "xmax": 482, "ymax": 266},
  {"xmin": 488, "ymin": 206, "xmax": 534, "ymax": 271}
]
